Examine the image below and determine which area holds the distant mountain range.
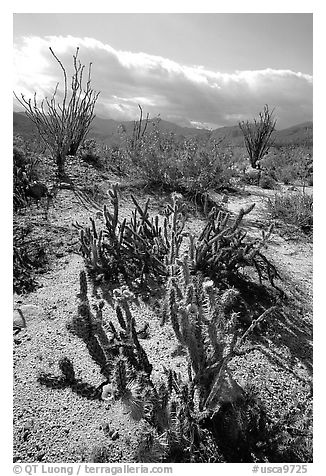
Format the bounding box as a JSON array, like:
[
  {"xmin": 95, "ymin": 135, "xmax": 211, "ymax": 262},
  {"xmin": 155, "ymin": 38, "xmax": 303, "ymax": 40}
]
[{"xmin": 13, "ymin": 111, "xmax": 313, "ymax": 148}]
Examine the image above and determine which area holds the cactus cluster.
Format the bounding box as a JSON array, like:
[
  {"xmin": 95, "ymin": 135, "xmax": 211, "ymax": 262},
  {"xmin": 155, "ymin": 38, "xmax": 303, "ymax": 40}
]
[
  {"xmin": 76, "ymin": 185, "xmax": 186, "ymax": 285},
  {"xmin": 55, "ymin": 270, "xmax": 158, "ymax": 418},
  {"xmin": 78, "ymin": 186, "xmax": 280, "ymax": 295},
  {"xmin": 39, "ymin": 261, "xmax": 278, "ymax": 462},
  {"xmin": 67, "ymin": 271, "xmax": 153, "ymax": 382},
  {"xmin": 39, "ymin": 186, "xmax": 286, "ymax": 462},
  {"xmin": 162, "ymin": 254, "xmax": 277, "ymax": 414},
  {"xmin": 136, "ymin": 366, "xmax": 222, "ymax": 462},
  {"xmin": 189, "ymin": 204, "xmax": 280, "ymax": 289}
]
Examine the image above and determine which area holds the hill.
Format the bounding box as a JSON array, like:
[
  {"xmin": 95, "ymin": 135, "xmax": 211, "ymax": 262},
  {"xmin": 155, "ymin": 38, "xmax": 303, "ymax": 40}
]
[{"xmin": 13, "ymin": 111, "xmax": 312, "ymax": 148}]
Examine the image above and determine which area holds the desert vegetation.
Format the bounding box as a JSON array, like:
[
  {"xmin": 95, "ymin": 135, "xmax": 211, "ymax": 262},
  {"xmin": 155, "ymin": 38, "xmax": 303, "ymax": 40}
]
[
  {"xmin": 14, "ymin": 48, "xmax": 99, "ymax": 178},
  {"xmin": 13, "ymin": 49, "xmax": 313, "ymax": 464}
]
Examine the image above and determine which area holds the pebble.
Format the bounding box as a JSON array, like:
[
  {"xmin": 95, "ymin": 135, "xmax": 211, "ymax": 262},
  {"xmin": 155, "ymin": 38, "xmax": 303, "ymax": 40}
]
[
  {"xmin": 13, "ymin": 310, "xmax": 27, "ymax": 330},
  {"xmin": 23, "ymin": 419, "xmax": 34, "ymax": 430}
]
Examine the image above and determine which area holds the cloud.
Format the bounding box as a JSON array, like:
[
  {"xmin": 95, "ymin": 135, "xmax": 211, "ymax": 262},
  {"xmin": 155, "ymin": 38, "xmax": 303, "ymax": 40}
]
[{"xmin": 13, "ymin": 35, "xmax": 313, "ymax": 129}]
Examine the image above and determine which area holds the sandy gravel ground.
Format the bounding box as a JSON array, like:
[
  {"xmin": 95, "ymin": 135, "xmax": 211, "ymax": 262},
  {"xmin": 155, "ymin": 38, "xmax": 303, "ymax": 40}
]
[{"xmin": 13, "ymin": 179, "xmax": 313, "ymax": 463}]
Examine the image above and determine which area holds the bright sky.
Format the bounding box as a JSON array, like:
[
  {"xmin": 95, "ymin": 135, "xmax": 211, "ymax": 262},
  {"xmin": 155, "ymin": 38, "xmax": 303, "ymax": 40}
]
[{"xmin": 13, "ymin": 13, "xmax": 313, "ymax": 129}]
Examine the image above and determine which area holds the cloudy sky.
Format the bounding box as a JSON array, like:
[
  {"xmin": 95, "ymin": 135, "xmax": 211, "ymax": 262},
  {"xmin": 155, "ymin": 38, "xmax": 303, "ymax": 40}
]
[{"xmin": 13, "ymin": 13, "xmax": 313, "ymax": 130}]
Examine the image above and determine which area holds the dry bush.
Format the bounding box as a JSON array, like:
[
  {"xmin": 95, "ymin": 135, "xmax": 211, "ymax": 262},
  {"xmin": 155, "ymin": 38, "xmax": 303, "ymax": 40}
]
[
  {"xmin": 239, "ymin": 105, "xmax": 276, "ymax": 169},
  {"xmin": 267, "ymin": 192, "xmax": 313, "ymax": 234},
  {"xmin": 262, "ymin": 146, "xmax": 313, "ymax": 187},
  {"xmin": 14, "ymin": 48, "xmax": 99, "ymax": 177},
  {"xmin": 120, "ymin": 109, "xmax": 237, "ymax": 192}
]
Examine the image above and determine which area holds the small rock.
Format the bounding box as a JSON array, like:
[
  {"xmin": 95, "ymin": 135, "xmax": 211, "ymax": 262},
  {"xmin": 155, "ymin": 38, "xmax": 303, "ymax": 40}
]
[
  {"xmin": 111, "ymin": 431, "xmax": 119, "ymax": 441},
  {"xmin": 13, "ymin": 309, "xmax": 26, "ymax": 330},
  {"xmin": 24, "ymin": 419, "xmax": 34, "ymax": 430}
]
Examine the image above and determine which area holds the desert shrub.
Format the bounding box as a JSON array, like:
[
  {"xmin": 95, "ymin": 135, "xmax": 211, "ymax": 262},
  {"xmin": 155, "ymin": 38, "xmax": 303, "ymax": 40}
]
[
  {"xmin": 13, "ymin": 166, "xmax": 28, "ymax": 211},
  {"xmin": 121, "ymin": 109, "xmax": 237, "ymax": 193},
  {"xmin": 294, "ymin": 153, "xmax": 313, "ymax": 192},
  {"xmin": 267, "ymin": 192, "xmax": 313, "ymax": 233},
  {"xmin": 78, "ymin": 139, "xmax": 103, "ymax": 168},
  {"xmin": 106, "ymin": 145, "xmax": 131, "ymax": 176},
  {"xmin": 13, "ymin": 221, "xmax": 47, "ymax": 294},
  {"xmin": 178, "ymin": 138, "xmax": 235, "ymax": 192},
  {"xmin": 13, "ymin": 145, "xmax": 27, "ymax": 169},
  {"xmin": 262, "ymin": 146, "xmax": 313, "ymax": 187},
  {"xmin": 121, "ymin": 113, "xmax": 181, "ymax": 189},
  {"xmin": 13, "ymin": 137, "xmax": 41, "ymax": 211},
  {"xmin": 133, "ymin": 130, "xmax": 183, "ymax": 189},
  {"xmin": 90, "ymin": 445, "xmax": 111, "ymax": 463},
  {"xmin": 280, "ymin": 169, "xmax": 293, "ymax": 185},
  {"xmin": 259, "ymin": 173, "xmax": 277, "ymax": 189},
  {"xmin": 241, "ymin": 166, "xmax": 261, "ymax": 185}
]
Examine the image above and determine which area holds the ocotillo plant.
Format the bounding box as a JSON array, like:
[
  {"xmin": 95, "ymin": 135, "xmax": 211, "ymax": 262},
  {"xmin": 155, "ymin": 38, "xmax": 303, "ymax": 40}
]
[
  {"xmin": 127, "ymin": 104, "xmax": 150, "ymax": 164},
  {"xmin": 76, "ymin": 185, "xmax": 186, "ymax": 285},
  {"xmin": 14, "ymin": 48, "xmax": 99, "ymax": 178},
  {"xmin": 239, "ymin": 104, "xmax": 276, "ymax": 170}
]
